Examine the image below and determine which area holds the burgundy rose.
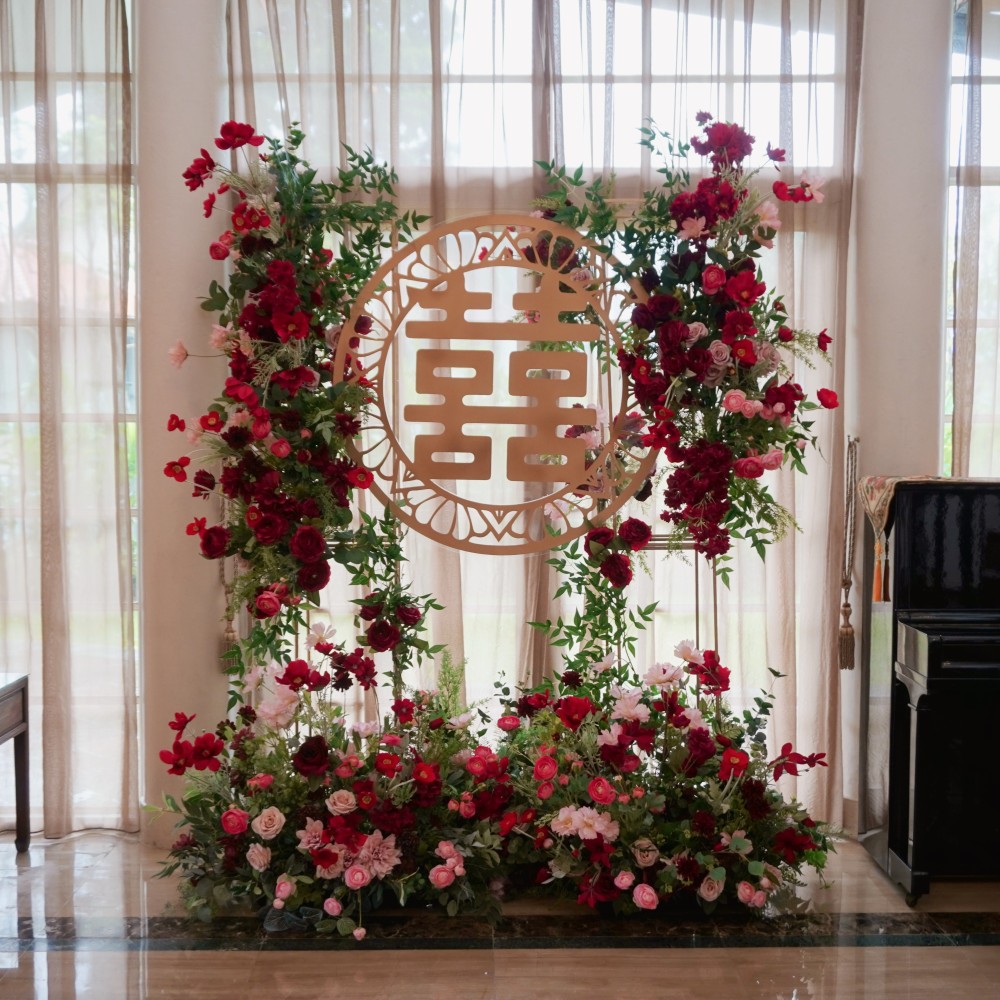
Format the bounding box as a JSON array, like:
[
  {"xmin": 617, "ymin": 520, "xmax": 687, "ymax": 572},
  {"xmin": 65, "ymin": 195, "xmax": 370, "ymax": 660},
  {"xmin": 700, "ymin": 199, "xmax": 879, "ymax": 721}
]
[
  {"xmin": 396, "ymin": 605, "xmax": 422, "ymax": 627},
  {"xmin": 291, "ymin": 734, "xmax": 330, "ymax": 777},
  {"xmin": 253, "ymin": 513, "xmax": 288, "ymax": 546},
  {"xmin": 599, "ymin": 552, "xmax": 633, "ymax": 588},
  {"xmin": 296, "ymin": 560, "xmax": 331, "ymax": 592},
  {"xmin": 367, "ymin": 619, "xmax": 401, "ymax": 652},
  {"xmin": 199, "ymin": 526, "xmax": 231, "ymax": 560},
  {"xmin": 289, "ymin": 524, "xmax": 326, "ymax": 563},
  {"xmin": 617, "ymin": 517, "xmax": 652, "ymax": 552},
  {"xmin": 358, "ymin": 601, "xmax": 384, "ymax": 622},
  {"xmin": 583, "ymin": 526, "xmax": 615, "ymax": 559}
]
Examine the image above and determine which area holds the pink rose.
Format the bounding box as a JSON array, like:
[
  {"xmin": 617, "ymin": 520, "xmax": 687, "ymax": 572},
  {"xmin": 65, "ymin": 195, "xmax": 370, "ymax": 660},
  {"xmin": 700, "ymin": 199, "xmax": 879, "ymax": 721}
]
[
  {"xmin": 707, "ymin": 339, "xmax": 731, "ymax": 364},
  {"xmin": 352, "ymin": 927, "xmax": 367, "ymax": 941},
  {"xmin": 721, "ymin": 389, "xmax": 747, "ymax": 413},
  {"xmin": 698, "ymin": 876, "xmax": 724, "ymax": 902},
  {"xmin": 737, "ymin": 880, "xmax": 755, "ymax": 905},
  {"xmin": 701, "ymin": 263, "xmax": 727, "ymax": 294},
  {"xmin": 254, "ymin": 590, "xmax": 282, "ymax": 618},
  {"xmin": 429, "ymin": 864, "xmax": 456, "ymax": 889},
  {"xmin": 325, "ymin": 789, "xmax": 357, "ymax": 815},
  {"xmin": 587, "ymin": 776, "xmax": 617, "ymax": 806},
  {"xmin": 344, "ymin": 865, "xmax": 372, "ymax": 890},
  {"xmin": 751, "ymin": 889, "xmax": 767, "ymax": 907},
  {"xmin": 632, "ymin": 883, "xmax": 659, "ymax": 910},
  {"xmin": 275, "ymin": 874, "xmax": 295, "ymax": 900},
  {"xmin": 631, "ymin": 838, "xmax": 660, "ymax": 868},
  {"xmin": 221, "ymin": 807, "xmax": 250, "ymax": 835},
  {"xmin": 614, "ymin": 871, "xmax": 636, "ymax": 890},
  {"xmin": 760, "ymin": 448, "xmax": 784, "ymax": 471},
  {"xmin": 251, "ymin": 806, "xmax": 286, "ymax": 841},
  {"xmin": 323, "ymin": 897, "xmax": 342, "ymax": 917},
  {"xmin": 733, "ymin": 456, "xmax": 765, "ymax": 479},
  {"xmin": 497, "ymin": 715, "xmax": 521, "ymax": 732},
  {"xmin": 246, "ymin": 843, "xmax": 271, "ymax": 871},
  {"xmin": 533, "ymin": 755, "xmax": 558, "ymax": 781}
]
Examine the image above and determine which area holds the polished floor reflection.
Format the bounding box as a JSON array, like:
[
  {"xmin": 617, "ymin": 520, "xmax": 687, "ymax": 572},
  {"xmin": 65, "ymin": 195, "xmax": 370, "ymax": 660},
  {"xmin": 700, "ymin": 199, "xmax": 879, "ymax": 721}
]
[{"xmin": 0, "ymin": 831, "xmax": 998, "ymax": 998}]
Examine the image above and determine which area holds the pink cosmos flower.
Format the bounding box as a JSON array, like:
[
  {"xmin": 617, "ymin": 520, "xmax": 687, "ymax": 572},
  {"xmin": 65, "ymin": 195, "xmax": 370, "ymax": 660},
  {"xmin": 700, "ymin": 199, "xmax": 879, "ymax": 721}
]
[
  {"xmin": 255, "ymin": 686, "xmax": 299, "ymax": 729},
  {"xmin": 632, "ymin": 883, "xmax": 659, "ymax": 910},
  {"xmin": 168, "ymin": 340, "xmax": 189, "ymax": 368},
  {"xmin": 673, "ymin": 640, "xmax": 704, "ymax": 665}
]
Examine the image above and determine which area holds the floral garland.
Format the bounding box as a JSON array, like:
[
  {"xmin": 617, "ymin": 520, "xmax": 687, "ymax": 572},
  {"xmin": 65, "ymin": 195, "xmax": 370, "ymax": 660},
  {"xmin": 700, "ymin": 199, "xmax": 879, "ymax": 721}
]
[
  {"xmin": 537, "ymin": 114, "xmax": 838, "ymax": 568},
  {"xmin": 155, "ymin": 120, "xmax": 834, "ymax": 940}
]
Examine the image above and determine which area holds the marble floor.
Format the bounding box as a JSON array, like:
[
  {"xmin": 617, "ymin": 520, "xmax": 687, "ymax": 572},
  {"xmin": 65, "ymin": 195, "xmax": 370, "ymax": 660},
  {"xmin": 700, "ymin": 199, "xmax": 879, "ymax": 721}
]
[{"xmin": 0, "ymin": 831, "xmax": 998, "ymax": 999}]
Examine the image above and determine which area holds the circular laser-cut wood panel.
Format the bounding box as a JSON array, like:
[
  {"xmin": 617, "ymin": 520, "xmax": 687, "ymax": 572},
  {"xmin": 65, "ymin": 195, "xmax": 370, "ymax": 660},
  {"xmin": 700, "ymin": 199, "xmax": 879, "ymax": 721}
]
[{"xmin": 334, "ymin": 214, "xmax": 655, "ymax": 554}]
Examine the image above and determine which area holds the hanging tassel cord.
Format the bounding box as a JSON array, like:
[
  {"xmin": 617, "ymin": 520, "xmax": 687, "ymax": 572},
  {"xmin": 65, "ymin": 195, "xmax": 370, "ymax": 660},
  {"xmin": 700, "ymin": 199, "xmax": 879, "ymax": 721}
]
[{"xmin": 839, "ymin": 437, "xmax": 859, "ymax": 670}]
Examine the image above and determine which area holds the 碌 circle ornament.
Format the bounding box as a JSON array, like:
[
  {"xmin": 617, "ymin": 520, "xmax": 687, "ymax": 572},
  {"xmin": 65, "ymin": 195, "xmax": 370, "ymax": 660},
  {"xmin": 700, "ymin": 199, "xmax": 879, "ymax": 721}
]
[{"xmin": 335, "ymin": 214, "xmax": 655, "ymax": 554}]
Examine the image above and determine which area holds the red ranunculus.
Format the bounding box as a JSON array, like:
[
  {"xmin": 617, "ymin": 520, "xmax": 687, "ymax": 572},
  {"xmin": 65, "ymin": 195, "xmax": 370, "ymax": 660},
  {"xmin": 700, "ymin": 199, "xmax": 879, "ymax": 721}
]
[
  {"xmin": 617, "ymin": 517, "xmax": 652, "ymax": 551},
  {"xmin": 367, "ymin": 619, "xmax": 401, "ymax": 652},
  {"xmin": 701, "ymin": 263, "xmax": 727, "ymax": 294},
  {"xmin": 289, "ymin": 525, "xmax": 326, "ymax": 563},
  {"xmin": 817, "ymin": 388, "xmax": 839, "ymax": 409},
  {"xmin": 733, "ymin": 456, "xmax": 765, "ymax": 479},
  {"xmin": 291, "ymin": 734, "xmax": 330, "ymax": 777}
]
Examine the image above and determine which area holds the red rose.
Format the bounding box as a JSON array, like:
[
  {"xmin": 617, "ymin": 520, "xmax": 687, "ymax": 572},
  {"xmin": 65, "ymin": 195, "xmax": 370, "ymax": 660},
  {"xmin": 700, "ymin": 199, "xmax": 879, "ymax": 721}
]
[
  {"xmin": 599, "ymin": 552, "xmax": 633, "ymax": 588},
  {"xmin": 817, "ymin": 388, "xmax": 839, "ymax": 409},
  {"xmin": 584, "ymin": 526, "xmax": 615, "ymax": 559},
  {"xmin": 220, "ymin": 807, "xmax": 250, "ymax": 835},
  {"xmin": 733, "ymin": 456, "xmax": 765, "ymax": 479},
  {"xmin": 617, "ymin": 517, "xmax": 652, "ymax": 552},
  {"xmin": 396, "ymin": 605, "xmax": 422, "ymax": 627},
  {"xmin": 367, "ymin": 619, "xmax": 401, "ymax": 652},
  {"xmin": 701, "ymin": 263, "xmax": 727, "ymax": 294},
  {"xmin": 253, "ymin": 513, "xmax": 288, "ymax": 546},
  {"xmin": 291, "ymin": 734, "xmax": 330, "ymax": 777},
  {"xmin": 296, "ymin": 560, "xmax": 331, "ymax": 592},
  {"xmin": 289, "ymin": 525, "xmax": 326, "ymax": 563},
  {"xmin": 199, "ymin": 525, "xmax": 231, "ymax": 559}
]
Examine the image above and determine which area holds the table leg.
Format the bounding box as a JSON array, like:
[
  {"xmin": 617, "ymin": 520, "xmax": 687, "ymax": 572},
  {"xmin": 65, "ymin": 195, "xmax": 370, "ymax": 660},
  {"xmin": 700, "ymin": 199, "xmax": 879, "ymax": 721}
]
[{"xmin": 14, "ymin": 729, "xmax": 29, "ymax": 852}]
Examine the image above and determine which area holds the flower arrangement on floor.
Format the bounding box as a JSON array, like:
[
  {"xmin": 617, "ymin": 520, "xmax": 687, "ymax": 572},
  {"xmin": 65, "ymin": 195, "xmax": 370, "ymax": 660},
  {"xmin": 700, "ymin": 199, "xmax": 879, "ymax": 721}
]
[
  {"xmin": 155, "ymin": 119, "xmax": 835, "ymax": 939},
  {"xmin": 536, "ymin": 113, "xmax": 838, "ymax": 566}
]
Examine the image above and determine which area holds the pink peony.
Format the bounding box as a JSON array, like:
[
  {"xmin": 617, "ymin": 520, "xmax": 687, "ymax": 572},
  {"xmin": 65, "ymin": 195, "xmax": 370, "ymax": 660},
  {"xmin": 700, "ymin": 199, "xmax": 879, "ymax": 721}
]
[{"xmin": 632, "ymin": 883, "xmax": 659, "ymax": 910}]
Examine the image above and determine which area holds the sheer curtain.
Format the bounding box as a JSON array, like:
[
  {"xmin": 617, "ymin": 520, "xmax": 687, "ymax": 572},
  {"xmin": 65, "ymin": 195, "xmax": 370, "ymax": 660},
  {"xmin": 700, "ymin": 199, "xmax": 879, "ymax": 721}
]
[
  {"xmin": 950, "ymin": 0, "xmax": 1000, "ymax": 476},
  {"xmin": 0, "ymin": 0, "xmax": 137, "ymax": 835},
  {"xmin": 224, "ymin": 0, "xmax": 858, "ymax": 822}
]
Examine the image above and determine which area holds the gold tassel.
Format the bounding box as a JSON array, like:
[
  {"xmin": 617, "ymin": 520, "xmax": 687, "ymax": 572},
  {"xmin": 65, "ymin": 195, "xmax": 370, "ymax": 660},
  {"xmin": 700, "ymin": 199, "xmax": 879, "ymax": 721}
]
[{"xmin": 839, "ymin": 601, "xmax": 855, "ymax": 670}]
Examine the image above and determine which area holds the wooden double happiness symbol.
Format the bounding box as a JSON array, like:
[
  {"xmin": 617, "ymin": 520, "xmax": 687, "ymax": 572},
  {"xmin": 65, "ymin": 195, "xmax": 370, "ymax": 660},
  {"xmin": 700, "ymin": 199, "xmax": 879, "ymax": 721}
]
[{"xmin": 336, "ymin": 215, "xmax": 655, "ymax": 554}]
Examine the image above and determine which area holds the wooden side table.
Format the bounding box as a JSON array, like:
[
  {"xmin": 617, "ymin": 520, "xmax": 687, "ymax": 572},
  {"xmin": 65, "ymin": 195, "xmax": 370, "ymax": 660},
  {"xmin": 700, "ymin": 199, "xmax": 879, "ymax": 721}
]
[{"xmin": 0, "ymin": 674, "xmax": 29, "ymax": 852}]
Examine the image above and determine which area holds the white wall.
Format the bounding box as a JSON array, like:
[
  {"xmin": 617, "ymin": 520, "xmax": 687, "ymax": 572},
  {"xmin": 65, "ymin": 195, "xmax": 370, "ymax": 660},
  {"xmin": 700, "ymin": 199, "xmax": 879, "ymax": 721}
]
[{"xmin": 137, "ymin": 0, "xmax": 229, "ymax": 847}]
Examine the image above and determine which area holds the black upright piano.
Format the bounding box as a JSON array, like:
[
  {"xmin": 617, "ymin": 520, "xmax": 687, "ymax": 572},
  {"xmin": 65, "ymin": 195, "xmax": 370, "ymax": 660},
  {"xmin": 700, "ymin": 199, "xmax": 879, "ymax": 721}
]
[{"xmin": 859, "ymin": 480, "xmax": 1000, "ymax": 904}]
